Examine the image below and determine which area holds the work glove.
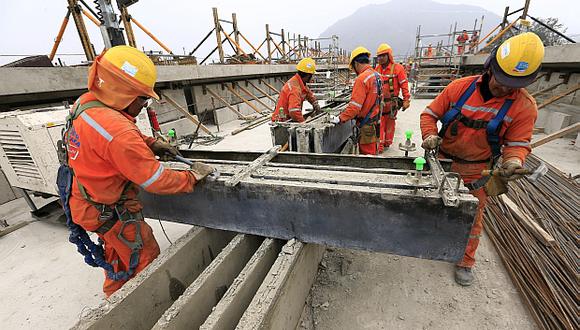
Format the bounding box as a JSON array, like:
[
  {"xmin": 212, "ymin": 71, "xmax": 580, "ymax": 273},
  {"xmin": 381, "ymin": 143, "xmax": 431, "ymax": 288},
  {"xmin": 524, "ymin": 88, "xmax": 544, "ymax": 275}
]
[
  {"xmin": 421, "ymin": 135, "xmax": 442, "ymax": 150},
  {"xmin": 484, "ymin": 174, "xmax": 508, "ymax": 196},
  {"xmin": 402, "ymin": 99, "xmax": 411, "ymax": 111},
  {"xmin": 312, "ymin": 102, "xmax": 321, "ymax": 114},
  {"xmin": 498, "ymin": 158, "xmax": 524, "ymax": 181},
  {"xmin": 150, "ymin": 137, "xmax": 180, "ymax": 160},
  {"xmin": 191, "ymin": 162, "xmax": 218, "ymax": 182},
  {"xmin": 329, "ymin": 115, "xmax": 341, "ymax": 125}
]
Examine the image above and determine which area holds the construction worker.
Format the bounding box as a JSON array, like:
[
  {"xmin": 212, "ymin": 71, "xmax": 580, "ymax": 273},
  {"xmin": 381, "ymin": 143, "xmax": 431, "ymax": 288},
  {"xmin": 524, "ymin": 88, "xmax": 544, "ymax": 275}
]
[
  {"xmin": 457, "ymin": 30, "xmax": 469, "ymax": 55},
  {"xmin": 330, "ymin": 47, "xmax": 381, "ymax": 155},
  {"xmin": 420, "ymin": 33, "xmax": 544, "ymax": 286},
  {"xmin": 469, "ymin": 31, "xmax": 480, "ymax": 54},
  {"xmin": 426, "ymin": 43, "xmax": 434, "ymax": 58},
  {"xmin": 375, "ymin": 43, "xmax": 411, "ymax": 152},
  {"xmin": 61, "ymin": 46, "xmax": 215, "ymax": 296},
  {"xmin": 271, "ymin": 57, "xmax": 321, "ymax": 123}
]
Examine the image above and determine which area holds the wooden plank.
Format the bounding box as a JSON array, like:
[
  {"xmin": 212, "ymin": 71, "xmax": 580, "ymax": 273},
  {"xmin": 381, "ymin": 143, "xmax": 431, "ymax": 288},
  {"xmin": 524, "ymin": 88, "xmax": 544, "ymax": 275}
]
[
  {"xmin": 237, "ymin": 84, "xmax": 273, "ymax": 111},
  {"xmin": 159, "ymin": 92, "xmax": 212, "ymax": 135},
  {"xmin": 152, "ymin": 235, "xmax": 263, "ymax": 330},
  {"xmin": 206, "ymin": 87, "xmax": 250, "ymax": 120},
  {"xmin": 225, "ymin": 146, "xmax": 280, "ymax": 187},
  {"xmin": 537, "ymin": 83, "xmax": 580, "ymax": 110},
  {"xmin": 226, "ymin": 84, "xmax": 264, "ymax": 114},
  {"xmin": 201, "ymin": 239, "xmax": 284, "ymax": 330},
  {"xmin": 246, "ymin": 80, "xmax": 277, "ymax": 103},
  {"xmin": 260, "ymin": 79, "xmax": 280, "ymax": 94},
  {"xmin": 499, "ymin": 195, "xmax": 555, "ymax": 246},
  {"xmin": 531, "ymin": 122, "xmax": 580, "ymax": 148}
]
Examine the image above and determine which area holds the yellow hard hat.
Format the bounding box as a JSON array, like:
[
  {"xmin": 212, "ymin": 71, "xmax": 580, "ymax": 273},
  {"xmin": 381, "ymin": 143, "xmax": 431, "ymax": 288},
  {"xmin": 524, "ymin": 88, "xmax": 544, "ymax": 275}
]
[
  {"xmin": 102, "ymin": 45, "xmax": 159, "ymax": 99},
  {"xmin": 296, "ymin": 57, "xmax": 316, "ymax": 74},
  {"xmin": 349, "ymin": 46, "xmax": 371, "ymax": 68},
  {"xmin": 376, "ymin": 43, "xmax": 392, "ymax": 56},
  {"xmin": 486, "ymin": 32, "xmax": 545, "ymax": 88}
]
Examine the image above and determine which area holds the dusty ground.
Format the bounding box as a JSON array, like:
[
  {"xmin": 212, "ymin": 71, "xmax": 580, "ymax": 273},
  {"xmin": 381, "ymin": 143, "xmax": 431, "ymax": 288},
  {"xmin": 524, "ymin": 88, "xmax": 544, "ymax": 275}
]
[{"xmin": 0, "ymin": 98, "xmax": 576, "ymax": 329}]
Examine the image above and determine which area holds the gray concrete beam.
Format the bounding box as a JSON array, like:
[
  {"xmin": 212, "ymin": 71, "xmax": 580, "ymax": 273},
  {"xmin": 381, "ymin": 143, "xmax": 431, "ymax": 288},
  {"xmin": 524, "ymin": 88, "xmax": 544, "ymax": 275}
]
[
  {"xmin": 201, "ymin": 239, "xmax": 284, "ymax": 330},
  {"xmin": 236, "ymin": 240, "xmax": 324, "ymax": 330},
  {"xmin": 73, "ymin": 227, "xmax": 236, "ymax": 330},
  {"xmin": 153, "ymin": 234, "xmax": 264, "ymax": 329},
  {"xmin": 463, "ymin": 43, "xmax": 580, "ymax": 70}
]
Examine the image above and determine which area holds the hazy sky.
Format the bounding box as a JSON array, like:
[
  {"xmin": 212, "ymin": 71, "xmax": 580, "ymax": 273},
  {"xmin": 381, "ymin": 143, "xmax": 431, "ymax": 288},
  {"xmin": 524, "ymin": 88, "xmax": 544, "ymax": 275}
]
[{"xmin": 0, "ymin": 0, "xmax": 578, "ymax": 65}]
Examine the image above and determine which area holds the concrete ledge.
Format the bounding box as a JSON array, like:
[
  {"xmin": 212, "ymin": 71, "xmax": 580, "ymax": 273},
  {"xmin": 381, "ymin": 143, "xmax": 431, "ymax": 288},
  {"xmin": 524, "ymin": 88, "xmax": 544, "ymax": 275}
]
[
  {"xmin": 73, "ymin": 227, "xmax": 235, "ymax": 330},
  {"xmin": 201, "ymin": 238, "xmax": 284, "ymax": 330},
  {"xmin": 236, "ymin": 241, "xmax": 324, "ymax": 330},
  {"xmin": 153, "ymin": 234, "xmax": 264, "ymax": 329}
]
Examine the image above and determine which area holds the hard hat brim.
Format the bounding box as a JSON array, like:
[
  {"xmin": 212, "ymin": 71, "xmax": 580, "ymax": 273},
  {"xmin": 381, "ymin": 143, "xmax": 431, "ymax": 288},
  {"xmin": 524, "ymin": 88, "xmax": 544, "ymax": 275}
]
[{"xmin": 489, "ymin": 56, "xmax": 538, "ymax": 89}]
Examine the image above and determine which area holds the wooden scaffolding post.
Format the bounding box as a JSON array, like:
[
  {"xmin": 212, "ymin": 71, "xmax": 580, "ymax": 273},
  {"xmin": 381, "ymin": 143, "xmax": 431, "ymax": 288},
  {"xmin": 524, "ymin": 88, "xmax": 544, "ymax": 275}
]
[
  {"xmin": 521, "ymin": 0, "xmax": 531, "ymax": 19},
  {"xmin": 226, "ymin": 84, "xmax": 264, "ymax": 115},
  {"xmin": 205, "ymin": 87, "xmax": 250, "ymax": 120},
  {"xmin": 280, "ymin": 28, "xmax": 286, "ymax": 61},
  {"xmin": 119, "ymin": 5, "xmax": 137, "ymax": 47},
  {"xmin": 501, "ymin": 6, "xmax": 510, "ymax": 29},
  {"xmin": 212, "ymin": 8, "xmax": 225, "ymax": 63},
  {"xmin": 159, "ymin": 92, "xmax": 213, "ymax": 135},
  {"xmin": 67, "ymin": 0, "xmax": 95, "ymax": 61},
  {"xmin": 265, "ymin": 24, "xmax": 272, "ymax": 63},
  {"xmin": 232, "ymin": 13, "xmax": 241, "ymax": 56},
  {"xmin": 246, "ymin": 80, "xmax": 277, "ymax": 103}
]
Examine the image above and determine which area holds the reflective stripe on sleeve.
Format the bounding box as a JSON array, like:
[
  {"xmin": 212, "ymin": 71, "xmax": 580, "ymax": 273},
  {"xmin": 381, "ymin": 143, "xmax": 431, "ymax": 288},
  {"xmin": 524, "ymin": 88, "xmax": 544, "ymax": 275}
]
[
  {"xmin": 141, "ymin": 164, "xmax": 165, "ymax": 189},
  {"xmin": 349, "ymin": 101, "xmax": 363, "ymax": 108},
  {"xmin": 363, "ymin": 74, "xmax": 374, "ymax": 83},
  {"xmin": 399, "ymin": 79, "xmax": 407, "ymax": 84},
  {"xmin": 289, "ymin": 108, "xmax": 301, "ymax": 113},
  {"xmin": 423, "ymin": 107, "xmax": 439, "ymax": 119},
  {"xmin": 505, "ymin": 141, "xmax": 530, "ymax": 147},
  {"xmin": 80, "ymin": 112, "xmax": 113, "ymax": 142}
]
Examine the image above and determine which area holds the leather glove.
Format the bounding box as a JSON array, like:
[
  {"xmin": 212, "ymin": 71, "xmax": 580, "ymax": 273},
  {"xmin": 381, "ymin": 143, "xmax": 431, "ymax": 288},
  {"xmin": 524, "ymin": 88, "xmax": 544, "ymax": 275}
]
[
  {"xmin": 484, "ymin": 174, "xmax": 508, "ymax": 196},
  {"xmin": 191, "ymin": 162, "xmax": 217, "ymax": 182},
  {"xmin": 402, "ymin": 99, "xmax": 411, "ymax": 111},
  {"xmin": 498, "ymin": 158, "xmax": 524, "ymax": 181},
  {"xmin": 312, "ymin": 102, "xmax": 321, "ymax": 113},
  {"xmin": 150, "ymin": 137, "xmax": 180, "ymax": 160},
  {"xmin": 421, "ymin": 135, "xmax": 442, "ymax": 150},
  {"xmin": 329, "ymin": 115, "xmax": 340, "ymax": 125}
]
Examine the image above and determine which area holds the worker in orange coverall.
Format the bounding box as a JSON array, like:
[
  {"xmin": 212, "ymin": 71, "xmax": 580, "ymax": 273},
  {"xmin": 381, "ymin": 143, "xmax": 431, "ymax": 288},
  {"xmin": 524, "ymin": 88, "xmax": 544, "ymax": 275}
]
[
  {"xmin": 329, "ymin": 47, "xmax": 381, "ymax": 155},
  {"xmin": 271, "ymin": 57, "xmax": 321, "ymax": 123},
  {"xmin": 457, "ymin": 30, "xmax": 469, "ymax": 55},
  {"xmin": 420, "ymin": 33, "xmax": 544, "ymax": 286},
  {"xmin": 375, "ymin": 43, "xmax": 411, "ymax": 152},
  {"xmin": 67, "ymin": 46, "xmax": 215, "ymax": 296}
]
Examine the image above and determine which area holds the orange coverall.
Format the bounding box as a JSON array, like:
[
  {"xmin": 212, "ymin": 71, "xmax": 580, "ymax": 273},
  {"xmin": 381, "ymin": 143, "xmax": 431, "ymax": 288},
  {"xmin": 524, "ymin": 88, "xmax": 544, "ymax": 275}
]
[
  {"xmin": 375, "ymin": 63, "xmax": 410, "ymax": 150},
  {"xmin": 271, "ymin": 73, "xmax": 317, "ymax": 123},
  {"xmin": 420, "ymin": 75, "xmax": 537, "ymax": 268},
  {"xmin": 69, "ymin": 90, "xmax": 197, "ymax": 294},
  {"xmin": 339, "ymin": 65, "xmax": 381, "ymax": 155},
  {"xmin": 457, "ymin": 32, "xmax": 469, "ymax": 54}
]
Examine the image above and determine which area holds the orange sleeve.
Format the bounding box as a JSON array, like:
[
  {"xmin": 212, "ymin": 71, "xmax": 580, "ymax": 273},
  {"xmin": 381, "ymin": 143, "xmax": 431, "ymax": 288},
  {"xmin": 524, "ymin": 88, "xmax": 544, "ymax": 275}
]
[
  {"xmin": 106, "ymin": 129, "xmax": 197, "ymax": 194},
  {"xmin": 305, "ymin": 86, "xmax": 317, "ymax": 105},
  {"xmin": 288, "ymin": 88, "xmax": 305, "ymax": 122},
  {"xmin": 396, "ymin": 65, "xmax": 411, "ymax": 100},
  {"xmin": 420, "ymin": 85, "xmax": 454, "ymax": 139},
  {"xmin": 340, "ymin": 78, "xmax": 366, "ymax": 122},
  {"xmin": 139, "ymin": 131, "xmax": 157, "ymax": 147},
  {"xmin": 502, "ymin": 101, "xmax": 537, "ymax": 162}
]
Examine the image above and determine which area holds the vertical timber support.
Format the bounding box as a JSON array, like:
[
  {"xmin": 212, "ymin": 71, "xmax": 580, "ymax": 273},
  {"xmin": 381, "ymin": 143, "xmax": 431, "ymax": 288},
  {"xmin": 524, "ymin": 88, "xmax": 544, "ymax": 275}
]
[
  {"xmin": 119, "ymin": 5, "xmax": 137, "ymax": 47},
  {"xmin": 67, "ymin": 0, "xmax": 95, "ymax": 61},
  {"xmin": 265, "ymin": 24, "xmax": 272, "ymax": 63},
  {"xmin": 213, "ymin": 7, "xmax": 225, "ymax": 63},
  {"xmin": 232, "ymin": 13, "xmax": 241, "ymax": 56}
]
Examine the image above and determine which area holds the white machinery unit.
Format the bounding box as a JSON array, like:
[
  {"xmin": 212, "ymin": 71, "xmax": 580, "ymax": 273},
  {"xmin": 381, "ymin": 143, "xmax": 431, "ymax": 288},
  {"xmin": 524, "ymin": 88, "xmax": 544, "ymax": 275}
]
[{"xmin": 0, "ymin": 105, "xmax": 152, "ymax": 196}]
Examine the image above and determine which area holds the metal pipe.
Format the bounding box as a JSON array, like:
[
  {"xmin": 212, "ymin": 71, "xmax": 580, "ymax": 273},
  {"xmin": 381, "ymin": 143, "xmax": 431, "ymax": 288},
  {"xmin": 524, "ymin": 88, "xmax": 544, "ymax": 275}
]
[
  {"xmin": 131, "ymin": 16, "xmax": 173, "ymax": 54},
  {"xmin": 49, "ymin": 10, "xmax": 71, "ymax": 61}
]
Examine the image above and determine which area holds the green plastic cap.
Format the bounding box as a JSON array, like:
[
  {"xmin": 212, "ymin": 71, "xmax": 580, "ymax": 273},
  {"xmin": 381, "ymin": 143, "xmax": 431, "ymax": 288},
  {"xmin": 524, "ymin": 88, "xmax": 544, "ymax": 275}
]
[
  {"xmin": 168, "ymin": 129, "xmax": 176, "ymax": 137},
  {"xmin": 414, "ymin": 157, "xmax": 426, "ymax": 171},
  {"xmin": 405, "ymin": 130, "xmax": 413, "ymax": 140}
]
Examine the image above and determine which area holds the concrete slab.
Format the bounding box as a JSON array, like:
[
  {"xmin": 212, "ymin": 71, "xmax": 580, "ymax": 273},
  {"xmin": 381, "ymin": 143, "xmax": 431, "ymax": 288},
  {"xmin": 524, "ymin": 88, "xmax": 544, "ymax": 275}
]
[
  {"xmin": 74, "ymin": 227, "xmax": 236, "ymax": 330},
  {"xmin": 545, "ymin": 112, "xmax": 571, "ymax": 134},
  {"xmin": 201, "ymin": 238, "xmax": 284, "ymax": 330},
  {"xmin": 153, "ymin": 234, "xmax": 263, "ymax": 329},
  {"xmin": 237, "ymin": 241, "xmax": 324, "ymax": 330}
]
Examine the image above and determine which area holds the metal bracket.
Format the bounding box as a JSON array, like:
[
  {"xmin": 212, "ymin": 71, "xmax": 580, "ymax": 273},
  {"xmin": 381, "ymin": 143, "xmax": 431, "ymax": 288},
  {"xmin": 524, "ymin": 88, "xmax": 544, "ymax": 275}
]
[
  {"xmin": 426, "ymin": 152, "xmax": 461, "ymax": 207},
  {"xmin": 225, "ymin": 146, "xmax": 281, "ymax": 187}
]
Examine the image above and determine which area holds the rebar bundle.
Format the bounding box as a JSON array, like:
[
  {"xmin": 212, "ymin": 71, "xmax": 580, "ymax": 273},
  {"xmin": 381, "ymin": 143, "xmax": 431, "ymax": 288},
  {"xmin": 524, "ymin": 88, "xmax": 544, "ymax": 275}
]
[{"xmin": 484, "ymin": 154, "xmax": 579, "ymax": 330}]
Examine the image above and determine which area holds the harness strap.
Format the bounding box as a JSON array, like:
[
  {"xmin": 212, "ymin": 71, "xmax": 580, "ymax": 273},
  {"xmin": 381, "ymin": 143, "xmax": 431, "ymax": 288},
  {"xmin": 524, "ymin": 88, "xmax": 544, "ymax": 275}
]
[
  {"xmin": 358, "ymin": 70, "xmax": 382, "ymax": 128},
  {"xmin": 438, "ymin": 77, "xmax": 478, "ymax": 138},
  {"xmin": 487, "ymin": 99, "xmax": 513, "ymax": 160}
]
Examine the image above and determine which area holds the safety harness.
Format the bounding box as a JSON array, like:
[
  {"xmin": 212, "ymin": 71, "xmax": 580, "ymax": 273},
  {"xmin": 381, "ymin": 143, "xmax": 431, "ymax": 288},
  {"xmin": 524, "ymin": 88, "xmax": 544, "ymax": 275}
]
[
  {"xmin": 379, "ymin": 64, "xmax": 404, "ymax": 118},
  {"xmin": 57, "ymin": 100, "xmax": 143, "ymax": 282},
  {"xmin": 357, "ymin": 69, "xmax": 383, "ymax": 128},
  {"xmin": 438, "ymin": 77, "xmax": 514, "ymax": 190}
]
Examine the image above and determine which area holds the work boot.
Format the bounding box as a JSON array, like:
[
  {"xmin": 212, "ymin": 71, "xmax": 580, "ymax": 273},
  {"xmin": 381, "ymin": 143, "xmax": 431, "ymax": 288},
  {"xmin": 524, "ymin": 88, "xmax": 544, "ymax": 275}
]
[{"xmin": 455, "ymin": 266, "xmax": 474, "ymax": 286}]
